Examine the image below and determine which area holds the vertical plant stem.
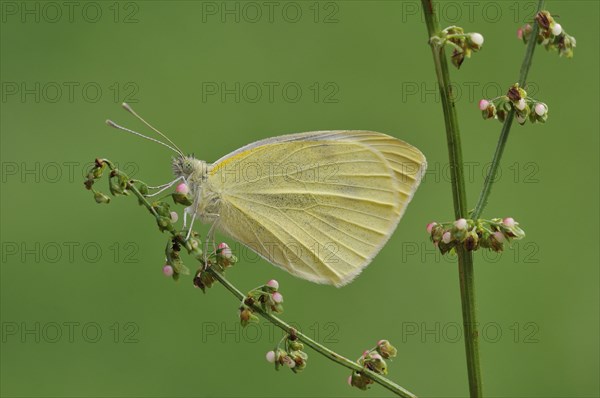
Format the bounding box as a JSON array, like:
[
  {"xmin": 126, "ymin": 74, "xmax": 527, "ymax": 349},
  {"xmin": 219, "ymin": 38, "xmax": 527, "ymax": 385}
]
[
  {"xmin": 472, "ymin": 0, "xmax": 544, "ymax": 219},
  {"xmin": 420, "ymin": 1, "xmax": 481, "ymax": 396}
]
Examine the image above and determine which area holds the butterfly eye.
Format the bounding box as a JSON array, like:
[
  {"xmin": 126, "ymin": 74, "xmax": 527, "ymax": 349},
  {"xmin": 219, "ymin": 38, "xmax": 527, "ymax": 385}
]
[{"xmin": 183, "ymin": 160, "xmax": 194, "ymax": 174}]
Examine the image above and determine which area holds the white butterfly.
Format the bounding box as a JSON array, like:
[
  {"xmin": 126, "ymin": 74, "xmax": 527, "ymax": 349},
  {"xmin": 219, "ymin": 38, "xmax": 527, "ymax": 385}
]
[{"xmin": 108, "ymin": 104, "xmax": 426, "ymax": 286}]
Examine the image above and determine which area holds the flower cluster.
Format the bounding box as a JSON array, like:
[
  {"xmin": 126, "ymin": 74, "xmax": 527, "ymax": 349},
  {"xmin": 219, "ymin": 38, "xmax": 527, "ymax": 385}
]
[
  {"xmin": 518, "ymin": 10, "xmax": 576, "ymax": 58},
  {"xmin": 266, "ymin": 331, "xmax": 308, "ymax": 373},
  {"xmin": 192, "ymin": 242, "xmax": 239, "ymax": 291},
  {"xmin": 479, "ymin": 83, "xmax": 548, "ymax": 125},
  {"xmin": 84, "ymin": 158, "xmax": 115, "ymax": 203},
  {"xmin": 163, "ymin": 237, "xmax": 191, "ymax": 281},
  {"xmin": 431, "ymin": 26, "xmax": 484, "ymax": 69},
  {"xmin": 238, "ymin": 279, "xmax": 284, "ymax": 327},
  {"xmin": 427, "ymin": 217, "xmax": 525, "ymax": 254},
  {"xmin": 348, "ymin": 340, "xmax": 398, "ymax": 390}
]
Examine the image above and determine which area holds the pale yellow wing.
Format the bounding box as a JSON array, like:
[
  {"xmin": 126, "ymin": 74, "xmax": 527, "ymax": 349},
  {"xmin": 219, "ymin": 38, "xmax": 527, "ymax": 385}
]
[{"xmin": 207, "ymin": 131, "xmax": 426, "ymax": 286}]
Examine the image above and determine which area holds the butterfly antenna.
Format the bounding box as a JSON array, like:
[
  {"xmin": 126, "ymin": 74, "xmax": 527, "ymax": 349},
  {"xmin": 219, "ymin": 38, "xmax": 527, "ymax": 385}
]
[
  {"xmin": 105, "ymin": 119, "xmax": 182, "ymax": 155},
  {"xmin": 121, "ymin": 102, "xmax": 185, "ymax": 156}
]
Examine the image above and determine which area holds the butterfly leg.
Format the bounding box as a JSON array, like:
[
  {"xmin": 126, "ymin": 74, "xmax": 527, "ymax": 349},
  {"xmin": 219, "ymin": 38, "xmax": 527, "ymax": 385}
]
[
  {"xmin": 202, "ymin": 215, "xmax": 220, "ymax": 267},
  {"xmin": 145, "ymin": 176, "xmax": 183, "ymax": 197},
  {"xmin": 185, "ymin": 211, "xmax": 197, "ymax": 242}
]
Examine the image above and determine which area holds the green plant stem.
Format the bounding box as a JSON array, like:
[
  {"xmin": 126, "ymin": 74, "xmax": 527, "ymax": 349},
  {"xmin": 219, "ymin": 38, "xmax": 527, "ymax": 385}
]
[
  {"xmin": 208, "ymin": 270, "xmax": 416, "ymax": 398},
  {"xmin": 99, "ymin": 159, "xmax": 417, "ymax": 398},
  {"xmin": 420, "ymin": 1, "xmax": 481, "ymax": 396},
  {"xmin": 472, "ymin": 0, "xmax": 544, "ymax": 219}
]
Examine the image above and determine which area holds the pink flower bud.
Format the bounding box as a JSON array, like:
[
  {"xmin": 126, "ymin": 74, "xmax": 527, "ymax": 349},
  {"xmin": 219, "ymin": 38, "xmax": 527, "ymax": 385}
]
[
  {"xmin": 535, "ymin": 103, "xmax": 547, "ymax": 116},
  {"xmin": 516, "ymin": 98, "xmax": 526, "ymax": 111},
  {"xmin": 502, "ymin": 217, "xmax": 516, "ymax": 228},
  {"xmin": 266, "ymin": 279, "xmax": 279, "ymax": 289},
  {"xmin": 362, "ymin": 350, "xmax": 370, "ymax": 358},
  {"xmin": 162, "ymin": 265, "xmax": 174, "ymax": 277},
  {"xmin": 170, "ymin": 211, "xmax": 178, "ymax": 223},
  {"xmin": 426, "ymin": 222, "xmax": 437, "ymax": 234},
  {"xmin": 266, "ymin": 350, "xmax": 276, "ymax": 363},
  {"xmin": 175, "ymin": 183, "xmax": 189, "ymax": 195},
  {"xmin": 442, "ymin": 231, "xmax": 452, "ymax": 244},
  {"xmin": 218, "ymin": 242, "xmax": 232, "ymax": 259},
  {"xmin": 552, "ymin": 23, "xmax": 562, "ymax": 36},
  {"xmin": 454, "ymin": 218, "xmax": 468, "ymax": 230},
  {"xmin": 347, "ymin": 375, "xmax": 353, "ymax": 386},
  {"xmin": 517, "ymin": 28, "xmax": 523, "ymax": 39},
  {"xmin": 369, "ymin": 353, "xmax": 383, "ymax": 361},
  {"xmin": 479, "ymin": 99, "xmax": 490, "ymax": 111},
  {"xmin": 272, "ymin": 292, "xmax": 284, "ymax": 303},
  {"xmin": 492, "ymin": 231, "xmax": 505, "ymax": 243}
]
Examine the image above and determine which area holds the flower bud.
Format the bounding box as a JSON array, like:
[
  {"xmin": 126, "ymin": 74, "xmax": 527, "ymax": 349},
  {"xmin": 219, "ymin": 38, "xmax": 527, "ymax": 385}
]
[
  {"xmin": 217, "ymin": 242, "xmax": 232, "ymax": 259},
  {"xmin": 156, "ymin": 216, "xmax": 174, "ymax": 232},
  {"xmin": 442, "ymin": 231, "xmax": 452, "ymax": 244},
  {"xmin": 266, "ymin": 350, "xmax": 276, "ymax": 363},
  {"xmin": 426, "ymin": 222, "xmax": 437, "ymax": 234},
  {"xmin": 478, "ymin": 99, "xmax": 489, "ymax": 111},
  {"xmin": 283, "ymin": 356, "xmax": 296, "ymax": 368},
  {"xmin": 534, "ymin": 103, "xmax": 547, "ymax": 116},
  {"xmin": 470, "ymin": 32, "xmax": 484, "ymax": 47},
  {"xmin": 489, "ymin": 231, "xmax": 505, "ymax": 252},
  {"xmin": 170, "ymin": 211, "xmax": 179, "ymax": 223},
  {"xmin": 239, "ymin": 307, "xmax": 258, "ymax": 327},
  {"xmin": 94, "ymin": 191, "xmax": 111, "ymax": 204},
  {"xmin": 289, "ymin": 340, "xmax": 304, "ymax": 351},
  {"xmin": 552, "ymin": 23, "xmax": 562, "ymax": 36},
  {"xmin": 162, "ymin": 265, "xmax": 174, "ymax": 277},
  {"xmin": 272, "ymin": 292, "xmax": 284, "ymax": 304},
  {"xmin": 349, "ymin": 372, "xmax": 373, "ymax": 390},
  {"xmin": 376, "ymin": 339, "xmax": 397, "ymax": 359},
  {"xmin": 502, "ymin": 217, "xmax": 516, "ymax": 228},
  {"xmin": 266, "ymin": 279, "xmax": 279, "ymax": 290},
  {"xmin": 454, "ymin": 218, "xmax": 468, "ymax": 230},
  {"xmin": 464, "ymin": 231, "xmax": 479, "ymax": 251},
  {"xmin": 366, "ymin": 352, "xmax": 387, "ymax": 375},
  {"xmin": 175, "ymin": 183, "xmax": 189, "ymax": 195},
  {"xmin": 172, "ymin": 192, "xmax": 193, "ymax": 206},
  {"xmin": 516, "ymin": 98, "xmax": 526, "ymax": 111}
]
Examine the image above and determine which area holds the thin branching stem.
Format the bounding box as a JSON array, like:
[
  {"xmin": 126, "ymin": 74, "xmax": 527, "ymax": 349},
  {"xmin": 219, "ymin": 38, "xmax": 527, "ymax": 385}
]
[
  {"xmin": 99, "ymin": 159, "xmax": 417, "ymax": 398},
  {"xmin": 472, "ymin": 0, "xmax": 545, "ymax": 219}
]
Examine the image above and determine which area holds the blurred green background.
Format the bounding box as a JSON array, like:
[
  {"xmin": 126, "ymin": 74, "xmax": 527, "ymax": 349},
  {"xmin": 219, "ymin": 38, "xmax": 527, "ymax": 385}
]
[{"xmin": 1, "ymin": 1, "xmax": 598, "ymax": 397}]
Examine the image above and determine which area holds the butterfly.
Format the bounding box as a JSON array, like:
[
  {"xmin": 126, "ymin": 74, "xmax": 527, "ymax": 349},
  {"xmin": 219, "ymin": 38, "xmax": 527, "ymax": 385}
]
[{"xmin": 107, "ymin": 104, "xmax": 426, "ymax": 286}]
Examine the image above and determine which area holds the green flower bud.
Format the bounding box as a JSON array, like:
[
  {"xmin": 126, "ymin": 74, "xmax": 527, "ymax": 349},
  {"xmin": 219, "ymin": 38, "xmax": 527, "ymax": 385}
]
[
  {"xmin": 156, "ymin": 216, "xmax": 174, "ymax": 232},
  {"xmin": 239, "ymin": 307, "xmax": 259, "ymax": 327},
  {"xmin": 365, "ymin": 353, "xmax": 388, "ymax": 375},
  {"xmin": 138, "ymin": 183, "xmax": 149, "ymax": 195},
  {"xmin": 289, "ymin": 340, "xmax": 304, "ymax": 351},
  {"xmin": 172, "ymin": 192, "xmax": 193, "ymax": 206},
  {"xmin": 349, "ymin": 372, "xmax": 373, "ymax": 390},
  {"xmin": 94, "ymin": 191, "xmax": 111, "ymax": 204},
  {"xmin": 109, "ymin": 179, "xmax": 124, "ymax": 196},
  {"xmin": 92, "ymin": 167, "xmax": 104, "ymax": 179},
  {"xmin": 376, "ymin": 340, "xmax": 397, "ymax": 359}
]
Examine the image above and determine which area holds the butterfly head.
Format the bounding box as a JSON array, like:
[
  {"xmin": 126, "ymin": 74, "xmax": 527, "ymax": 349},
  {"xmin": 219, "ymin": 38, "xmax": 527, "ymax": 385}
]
[{"xmin": 172, "ymin": 155, "xmax": 208, "ymax": 183}]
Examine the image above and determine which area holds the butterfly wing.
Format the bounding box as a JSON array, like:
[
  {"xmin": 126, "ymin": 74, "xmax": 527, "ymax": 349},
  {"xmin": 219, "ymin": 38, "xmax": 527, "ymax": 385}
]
[{"xmin": 206, "ymin": 131, "xmax": 426, "ymax": 286}]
